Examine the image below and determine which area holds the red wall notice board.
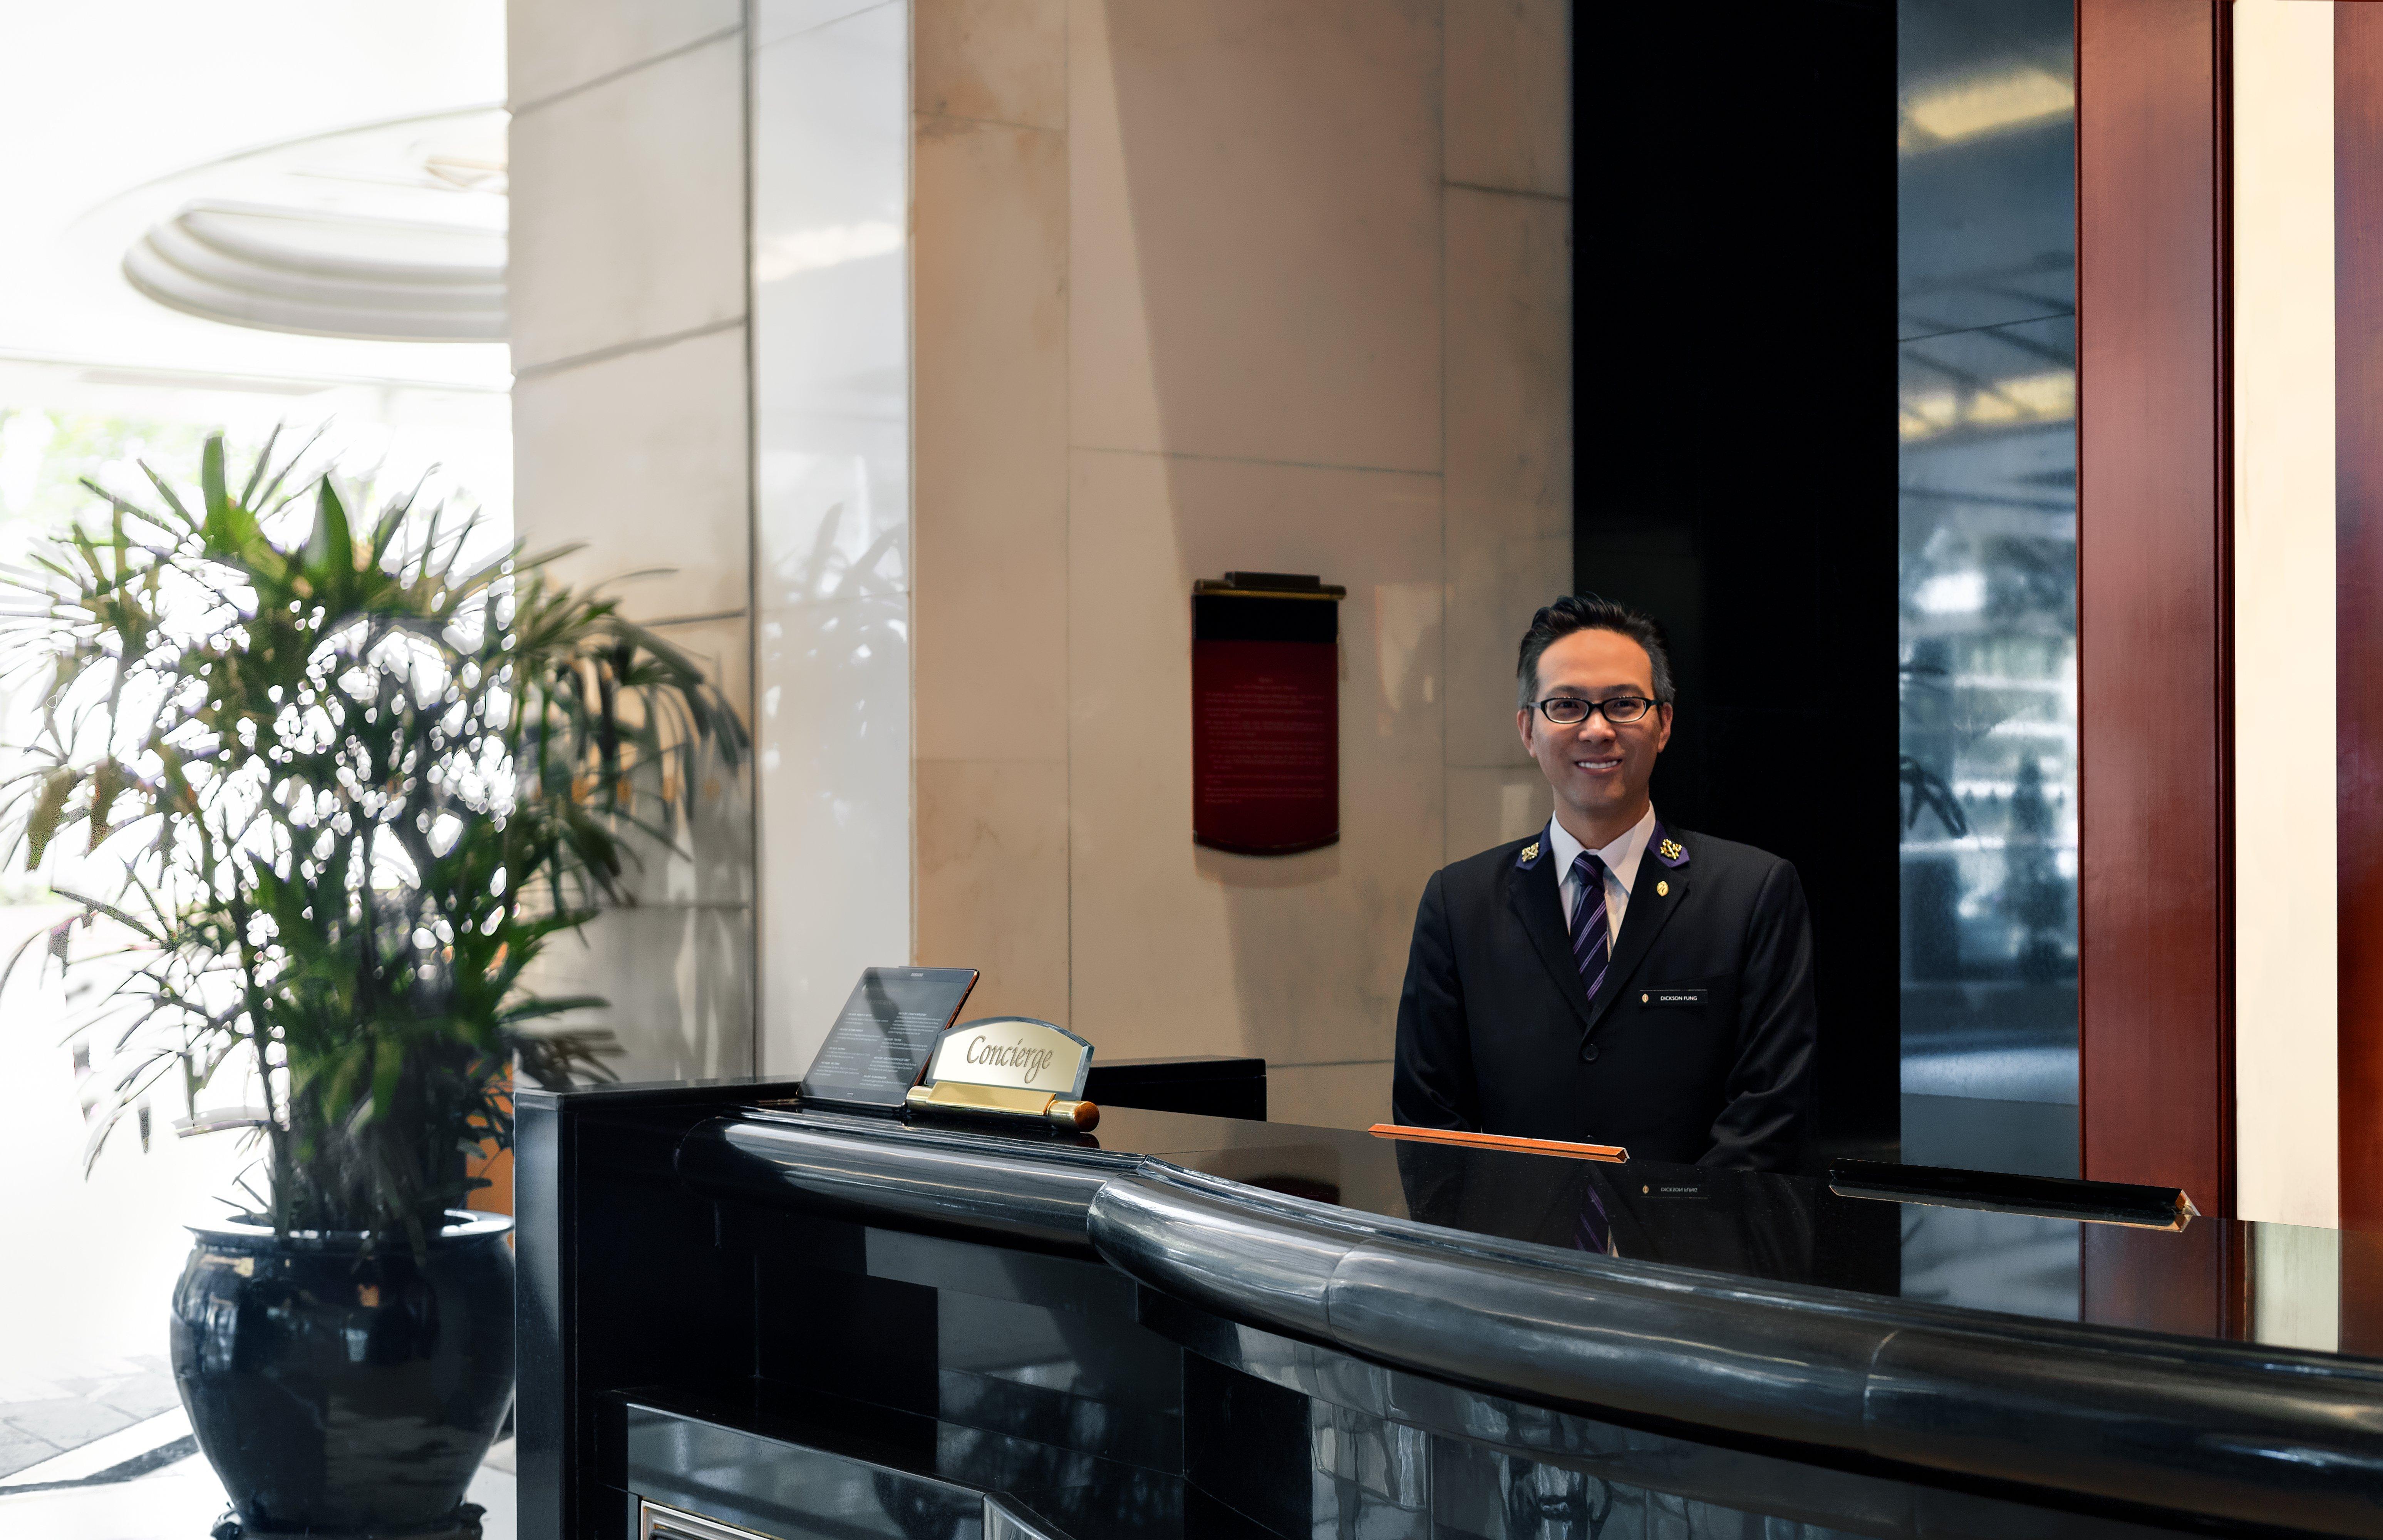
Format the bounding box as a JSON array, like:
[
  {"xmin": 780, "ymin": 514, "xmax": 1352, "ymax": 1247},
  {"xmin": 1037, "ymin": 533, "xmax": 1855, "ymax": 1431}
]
[{"xmin": 1190, "ymin": 575, "xmax": 1343, "ymax": 855}]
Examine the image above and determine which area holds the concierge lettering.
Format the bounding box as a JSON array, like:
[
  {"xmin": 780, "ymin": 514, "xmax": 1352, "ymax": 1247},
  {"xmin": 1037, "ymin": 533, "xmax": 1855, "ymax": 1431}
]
[{"xmin": 965, "ymin": 1036, "xmax": 1057, "ymax": 1085}]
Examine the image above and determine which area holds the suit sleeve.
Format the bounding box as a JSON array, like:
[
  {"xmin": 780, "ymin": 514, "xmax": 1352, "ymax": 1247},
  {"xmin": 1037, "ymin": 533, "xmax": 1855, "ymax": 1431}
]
[
  {"xmin": 1392, "ymin": 869, "xmax": 1479, "ymax": 1130},
  {"xmin": 1698, "ymin": 858, "xmax": 1816, "ymax": 1171}
]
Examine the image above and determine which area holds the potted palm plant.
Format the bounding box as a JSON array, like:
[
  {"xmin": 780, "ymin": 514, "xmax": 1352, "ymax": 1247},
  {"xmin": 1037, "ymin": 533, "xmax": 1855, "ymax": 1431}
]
[{"xmin": 0, "ymin": 431, "xmax": 743, "ymax": 1538}]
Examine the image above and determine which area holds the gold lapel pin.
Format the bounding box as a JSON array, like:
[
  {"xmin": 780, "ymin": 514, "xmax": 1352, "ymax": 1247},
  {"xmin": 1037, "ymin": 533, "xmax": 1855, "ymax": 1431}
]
[{"xmin": 1656, "ymin": 880, "xmax": 1669, "ymax": 896}]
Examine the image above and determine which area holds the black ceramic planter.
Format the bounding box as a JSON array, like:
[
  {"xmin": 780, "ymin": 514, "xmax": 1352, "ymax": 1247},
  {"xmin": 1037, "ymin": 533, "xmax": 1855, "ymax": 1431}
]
[{"xmin": 169, "ymin": 1210, "xmax": 514, "ymax": 1538}]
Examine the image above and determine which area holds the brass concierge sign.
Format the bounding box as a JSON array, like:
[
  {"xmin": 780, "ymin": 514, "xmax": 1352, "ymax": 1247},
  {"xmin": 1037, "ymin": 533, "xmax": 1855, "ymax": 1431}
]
[{"xmin": 906, "ymin": 1016, "xmax": 1099, "ymax": 1132}]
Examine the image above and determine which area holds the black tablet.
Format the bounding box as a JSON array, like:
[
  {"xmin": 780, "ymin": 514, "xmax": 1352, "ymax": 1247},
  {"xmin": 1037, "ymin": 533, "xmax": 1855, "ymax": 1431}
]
[{"xmin": 799, "ymin": 966, "xmax": 980, "ymax": 1111}]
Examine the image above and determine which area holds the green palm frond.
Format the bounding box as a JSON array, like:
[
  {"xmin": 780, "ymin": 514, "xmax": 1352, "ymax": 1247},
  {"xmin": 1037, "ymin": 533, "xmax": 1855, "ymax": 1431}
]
[{"xmin": 0, "ymin": 430, "xmax": 744, "ymax": 1246}]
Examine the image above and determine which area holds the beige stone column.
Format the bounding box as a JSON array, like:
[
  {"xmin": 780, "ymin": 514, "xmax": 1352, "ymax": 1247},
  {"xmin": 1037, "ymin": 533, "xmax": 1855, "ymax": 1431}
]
[{"xmin": 505, "ymin": 0, "xmax": 757, "ymax": 1080}]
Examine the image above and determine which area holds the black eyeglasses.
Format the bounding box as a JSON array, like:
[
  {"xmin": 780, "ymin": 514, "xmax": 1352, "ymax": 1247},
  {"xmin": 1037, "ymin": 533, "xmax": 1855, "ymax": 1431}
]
[{"xmin": 1534, "ymin": 696, "xmax": 1660, "ymax": 726}]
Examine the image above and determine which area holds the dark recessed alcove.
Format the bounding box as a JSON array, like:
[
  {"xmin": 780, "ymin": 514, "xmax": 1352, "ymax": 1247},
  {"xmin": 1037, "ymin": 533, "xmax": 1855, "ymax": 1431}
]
[{"xmin": 1572, "ymin": 0, "xmax": 1900, "ymax": 1164}]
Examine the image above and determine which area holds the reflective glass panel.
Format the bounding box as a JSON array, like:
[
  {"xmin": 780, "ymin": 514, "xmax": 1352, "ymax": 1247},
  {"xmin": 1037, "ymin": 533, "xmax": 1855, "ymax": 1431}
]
[{"xmin": 1897, "ymin": 0, "xmax": 2079, "ymax": 1177}]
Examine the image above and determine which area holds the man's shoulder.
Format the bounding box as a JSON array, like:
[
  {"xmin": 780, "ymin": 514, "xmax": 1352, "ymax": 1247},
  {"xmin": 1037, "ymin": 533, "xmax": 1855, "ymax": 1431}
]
[
  {"xmin": 1428, "ymin": 824, "xmax": 1796, "ymax": 898},
  {"xmin": 1432, "ymin": 833, "xmax": 1541, "ymax": 894},
  {"xmin": 1669, "ymin": 826, "xmax": 1797, "ymax": 886}
]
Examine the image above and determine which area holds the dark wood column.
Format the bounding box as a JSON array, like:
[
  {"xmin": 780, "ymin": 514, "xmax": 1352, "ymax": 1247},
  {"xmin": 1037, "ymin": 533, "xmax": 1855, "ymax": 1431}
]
[
  {"xmin": 2081, "ymin": 1223, "xmax": 2249, "ymax": 1341},
  {"xmin": 2338, "ymin": 4, "xmax": 2383, "ymax": 1233},
  {"xmin": 2075, "ymin": 0, "xmax": 2234, "ymax": 1210}
]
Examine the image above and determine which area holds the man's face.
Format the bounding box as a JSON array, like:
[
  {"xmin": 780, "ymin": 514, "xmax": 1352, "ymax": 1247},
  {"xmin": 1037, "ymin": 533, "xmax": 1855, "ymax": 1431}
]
[{"xmin": 1516, "ymin": 628, "xmax": 1674, "ymax": 834}]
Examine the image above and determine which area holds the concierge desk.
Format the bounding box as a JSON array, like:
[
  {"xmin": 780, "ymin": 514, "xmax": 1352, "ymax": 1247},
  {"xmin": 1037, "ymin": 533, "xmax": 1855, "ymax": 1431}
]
[{"xmin": 517, "ymin": 1080, "xmax": 2383, "ymax": 1540}]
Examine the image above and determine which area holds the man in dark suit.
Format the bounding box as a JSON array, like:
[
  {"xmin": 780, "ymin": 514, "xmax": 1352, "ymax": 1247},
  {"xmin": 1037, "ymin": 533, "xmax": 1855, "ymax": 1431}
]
[{"xmin": 1392, "ymin": 596, "xmax": 1816, "ymax": 1170}]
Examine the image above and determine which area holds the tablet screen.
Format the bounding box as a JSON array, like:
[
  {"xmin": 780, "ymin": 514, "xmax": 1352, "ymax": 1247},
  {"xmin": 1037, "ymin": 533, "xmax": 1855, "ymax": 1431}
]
[{"xmin": 800, "ymin": 966, "xmax": 979, "ymax": 1111}]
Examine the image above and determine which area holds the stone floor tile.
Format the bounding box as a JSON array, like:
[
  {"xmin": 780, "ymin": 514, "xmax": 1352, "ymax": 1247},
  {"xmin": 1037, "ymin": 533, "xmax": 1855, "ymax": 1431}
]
[
  {"xmin": 0, "ymin": 1422, "xmax": 64, "ymax": 1481},
  {"xmin": 0, "ymin": 1450, "xmax": 516, "ymax": 1539},
  {"xmin": 96, "ymin": 1373, "xmax": 182, "ymax": 1421},
  {"xmin": 1, "ymin": 1398, "xmax": 138, "ymax": 1450}
]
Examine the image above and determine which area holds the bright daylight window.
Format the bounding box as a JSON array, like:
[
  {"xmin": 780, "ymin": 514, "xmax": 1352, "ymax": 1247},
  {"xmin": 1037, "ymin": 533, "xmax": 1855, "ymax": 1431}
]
[{"xmin": 0, "ymin": 3, "xmax": 511, "ymax": 1522}]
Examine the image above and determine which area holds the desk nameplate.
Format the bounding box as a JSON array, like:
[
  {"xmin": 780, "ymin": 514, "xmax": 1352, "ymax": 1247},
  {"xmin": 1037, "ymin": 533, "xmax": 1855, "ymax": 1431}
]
[{"xmin": 907, "ymin": 1017, "xmax": 1100, "ymax": 1131}]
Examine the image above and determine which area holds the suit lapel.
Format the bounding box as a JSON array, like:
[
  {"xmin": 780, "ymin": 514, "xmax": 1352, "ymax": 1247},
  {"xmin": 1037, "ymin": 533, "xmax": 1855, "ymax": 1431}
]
[
  {"xmin": 1581, "ymin": 825, "xmax": 1694, "ymax": 1036},
  {"xmin": 1502, "ymin": 833, "xmax": 1593, "ymax": 1034}
]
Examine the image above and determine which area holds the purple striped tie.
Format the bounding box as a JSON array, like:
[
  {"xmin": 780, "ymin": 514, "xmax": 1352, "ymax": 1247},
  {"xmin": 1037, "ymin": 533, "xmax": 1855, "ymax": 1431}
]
[{"xmin": 1568, "ymin": 851, "xmax": 1611, "ymax": 1007}]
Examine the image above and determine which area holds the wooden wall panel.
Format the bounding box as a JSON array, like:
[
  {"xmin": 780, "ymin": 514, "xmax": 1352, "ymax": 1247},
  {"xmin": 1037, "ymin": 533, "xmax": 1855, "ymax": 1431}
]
[
  {"xmin": 2076, "ymin": 0, "xmax": 2234, "ymax": 1210},
  {"xmin": 2338, "ymin": 4, "xmax": 2383, "ymax": 1232},
  {"xmin": 2341, "ymin": 1230, "xmax": 2383, "ymax": 1353},
  {"xmin": 2081, "ymin": 1223, "xmax": 2249, "ymax": 1341}
]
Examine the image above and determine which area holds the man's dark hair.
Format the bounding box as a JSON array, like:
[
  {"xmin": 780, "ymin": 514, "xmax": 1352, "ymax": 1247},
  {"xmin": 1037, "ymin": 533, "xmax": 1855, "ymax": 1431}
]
[{"xmin": 1515, "ymin": 596, "xmax": 1676, "ymax": 710}]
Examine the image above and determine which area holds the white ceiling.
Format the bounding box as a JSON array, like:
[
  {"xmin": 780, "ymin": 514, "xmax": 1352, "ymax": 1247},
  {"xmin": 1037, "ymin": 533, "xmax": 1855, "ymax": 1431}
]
[{"xmin": 0, "ymin": 2, "xmax": 509, "ymax": 390}]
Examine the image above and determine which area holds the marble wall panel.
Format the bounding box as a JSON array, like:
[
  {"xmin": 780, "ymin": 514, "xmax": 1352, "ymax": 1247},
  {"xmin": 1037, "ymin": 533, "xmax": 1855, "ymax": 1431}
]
[
  {"xmin": 1445, "ymin": 189, "xmax": 1573, "ymax": 532},
  {"xmin": 521, "ymin": 902, "xmax": 756, "ymax": 1083},
  {"xmin": 914, "ymin": 114, "xmax": 1069, "ymax": 762},
  {"xmin": 592, "ymin": 614, "xmax": 756, "ymax": 911},
  {"xmin": 912, "ymin": 94, "xmax": 1072, "ymax": 1020},
  {"xmin": 1444, "ymin": 186, "xmax": 1572, "ymax": 771},
  {"xmin": 917, "ymin": 758, "xmax": 1071, "ymax": 1023},
  {"xmin": 1067, "ymin": 0, "xmax": 1444, "ymax": 471},
  {"xmin": 894, "ymin": 0, "xmax": 1572, "ymax": 1091},
  {"xmin": 654, "ymin": 612, "xmax": 756, "ymax": 726},
  {"xmin": 511, "ymin": 325, "xmax": 752, "ymax": 620},
  {"xmin": 918, "ymin": 0, "xmax": 1068, "ymax": 130},
  {"xmin": 509, "ymin": 0, "xmax": 742, "ymax": 109},
  {"xmin": 754, "ymin": 0, "xmax": 915, "ymax": 1073},
  {"xmin": 507, "ymin": 35, "xmax": 746, "ymax": 372},
  {"xmin": 1268, "ymin": 1061, "xmax": 1396, "ymax": 1133},
  {"xmin": 1067, "ymin": 449, "xmax": 1443, "ymax": 1066},
  {"xmin": 753, "ymin": 2, "xmax": 911, "ymax": 607},
  {"xmin": 1445, "ymin": 765, "xmax": 1553, "ymax": 865},
  {"xmin": 1443, "ymin": 0, "xmax": 1570, "ymax": 197},
  {"xmin": 756, "ymin": 0, "xmax": 889, "ymax": 49},
  {"xmin": 508, "ymin": 4, "xmax": 757, "ymax": 1082},
  {"xmin": 756, "ymin": 591, "xmax": 914, "ymax": 1072}
]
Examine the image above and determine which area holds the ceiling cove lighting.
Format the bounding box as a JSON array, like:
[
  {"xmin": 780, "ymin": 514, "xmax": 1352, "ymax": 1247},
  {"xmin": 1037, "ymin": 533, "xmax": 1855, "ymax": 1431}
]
[
  {"xmin": 1900, "ymin": 67, "xmax": 2073, "ymax": 152},
  {"xmin": 111, "ymin": 108, "xmax": 508, "ymax": 344},
  {"xmin": 1900, "ymin": 370, "xmax": 2075, "ymax": 442}
]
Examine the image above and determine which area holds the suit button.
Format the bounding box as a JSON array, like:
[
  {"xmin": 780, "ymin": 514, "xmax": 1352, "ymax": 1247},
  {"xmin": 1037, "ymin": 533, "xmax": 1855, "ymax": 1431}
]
[{"xmin": 1581, "ymin": 1043, "xmax": 1600, "ymax": 1063}]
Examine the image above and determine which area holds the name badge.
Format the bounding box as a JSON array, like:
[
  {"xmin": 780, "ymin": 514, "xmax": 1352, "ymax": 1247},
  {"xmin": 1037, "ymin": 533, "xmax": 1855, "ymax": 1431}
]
[{"xmin": 1639, "ymin": 987, "xmax": 1708, "ymax": 1008}]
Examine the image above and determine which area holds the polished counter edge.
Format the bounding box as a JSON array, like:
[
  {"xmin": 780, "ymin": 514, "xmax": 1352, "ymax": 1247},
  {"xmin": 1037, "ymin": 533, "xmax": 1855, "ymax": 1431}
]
[{"xmin": 673, "ymin": 1108, "xmax": 2383, "ymax": 1538}]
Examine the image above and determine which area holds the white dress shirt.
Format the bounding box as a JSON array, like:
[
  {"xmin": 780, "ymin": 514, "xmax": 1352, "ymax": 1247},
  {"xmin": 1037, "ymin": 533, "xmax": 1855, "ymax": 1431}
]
[{"xmin": 1547, "ymin": 803, "xmax": 1659, "ymax": 941}]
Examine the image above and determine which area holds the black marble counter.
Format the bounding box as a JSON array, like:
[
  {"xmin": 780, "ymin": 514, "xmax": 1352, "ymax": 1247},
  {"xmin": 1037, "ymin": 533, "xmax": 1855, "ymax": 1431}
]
[{"xmin": 519, "ymin": 1080, "xmax": 2383, "ymax": 1540}]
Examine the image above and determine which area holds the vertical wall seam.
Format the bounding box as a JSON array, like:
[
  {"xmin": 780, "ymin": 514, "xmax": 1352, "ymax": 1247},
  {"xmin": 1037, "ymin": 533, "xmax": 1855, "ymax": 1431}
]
[
  {"xmin": 507, "ymin": 22, "xmax": 746, "ymax": 119},
  {"xmin": 1435, "ymin": 13, "xmax": 1446, "ymax": 864},
  {"xmin": 1062, "ymin": 0, "xmax": 1075, "ymax": 1030},
  {"xmin": 2072, "ymin": 0, "xmax": 2092, "ymax": 1180},
  {"xmin": 739, "ymin": 0, "xmax": 763, "ymax": 1075},
  {"xmin": 2217, "ymin": 0, "xmax": 2240, "ymax": 1225},
  {"xmin": 904, "ymin": 0, "xmax": 920, "ymax": 967}
]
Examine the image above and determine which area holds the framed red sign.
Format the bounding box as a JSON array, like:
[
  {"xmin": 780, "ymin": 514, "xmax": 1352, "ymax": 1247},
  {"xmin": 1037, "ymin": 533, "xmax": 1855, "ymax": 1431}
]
[{"xmin": 1190, "ymin": 573, "xmax": 1344, "ymax": 855}]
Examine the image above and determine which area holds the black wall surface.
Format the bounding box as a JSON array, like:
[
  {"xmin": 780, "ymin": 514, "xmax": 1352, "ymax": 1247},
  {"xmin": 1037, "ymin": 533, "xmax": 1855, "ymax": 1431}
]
[{"xmin": 1571, "ymin": 0, "xmax": 1899, "ymax": 1161}]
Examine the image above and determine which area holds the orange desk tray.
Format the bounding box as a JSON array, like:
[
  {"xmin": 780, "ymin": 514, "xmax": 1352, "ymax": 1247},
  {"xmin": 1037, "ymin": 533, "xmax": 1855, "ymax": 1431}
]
[{"xmin": 1366, "ymin": 1123, "xmax": 1627, "ymax": 1163}]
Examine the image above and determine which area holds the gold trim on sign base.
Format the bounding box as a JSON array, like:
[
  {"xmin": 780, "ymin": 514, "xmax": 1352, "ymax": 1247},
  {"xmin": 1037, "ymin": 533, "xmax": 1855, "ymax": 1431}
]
[{"xmin": 906, "ymin": 1081, "xmax": 1100, "ymax": 1132}]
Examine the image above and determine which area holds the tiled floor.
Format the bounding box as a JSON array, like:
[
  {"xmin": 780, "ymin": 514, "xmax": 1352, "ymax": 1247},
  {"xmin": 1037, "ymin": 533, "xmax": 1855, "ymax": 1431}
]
[
  {"xmin": 0, "ymin": 905, "xmax": 519, "ymax": 1537},
  {"xmin": 0, "ymin": 1358, "xmax": 181, "ymax": 1480},
  {"xmin": 0, "ymin": 1436, "xmax": 515, "ymax": 1540},
  {"xmin": 0, "ymin": 906, "xmax": 254, "ymax": 1475}
]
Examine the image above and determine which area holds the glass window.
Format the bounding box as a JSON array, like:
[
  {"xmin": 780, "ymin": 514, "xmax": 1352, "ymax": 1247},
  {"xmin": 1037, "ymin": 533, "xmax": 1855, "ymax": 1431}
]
[{"xmin": 1897, "ymin": 0, "xmax": 2079, "ymax": 1177}]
